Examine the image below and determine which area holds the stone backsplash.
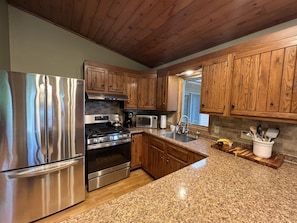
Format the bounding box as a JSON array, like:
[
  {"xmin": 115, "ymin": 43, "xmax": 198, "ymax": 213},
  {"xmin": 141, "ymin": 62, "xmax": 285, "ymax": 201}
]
[
  {"xmin": 85, "ymin": 100, "xmax": 121, "ymax": 115},
  {"xmin": 209, "ymin": 115, "xmax": 297, "ymax": 163},
  {"xmin": 85, "ymin": 101, "xmax": 297, "ymax": 163},
  {"xmin": 85, "ymin": 100, "xmax": 176, "ymax": 128}
]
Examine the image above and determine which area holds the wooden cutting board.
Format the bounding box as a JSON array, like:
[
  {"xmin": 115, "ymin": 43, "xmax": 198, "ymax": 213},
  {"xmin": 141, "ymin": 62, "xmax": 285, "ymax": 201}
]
[{"xmin": 211, "ymin": 144, "xmax": 284, "ymax": 169}]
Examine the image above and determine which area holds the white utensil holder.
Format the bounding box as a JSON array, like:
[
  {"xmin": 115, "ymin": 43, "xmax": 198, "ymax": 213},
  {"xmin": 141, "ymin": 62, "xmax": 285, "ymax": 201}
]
[{"xmin": 252, "ymin": 139, "xmax": 274, "ymax": 158}]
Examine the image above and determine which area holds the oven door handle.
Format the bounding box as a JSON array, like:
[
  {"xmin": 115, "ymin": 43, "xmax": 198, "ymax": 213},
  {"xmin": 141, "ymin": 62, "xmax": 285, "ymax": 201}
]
[
  {"xmin": 87, "ymin": 138, "xmax": 131, "ymax": 150},
  {"xmin": 8, "ymin": 160, "xmax": 79, "ymax": 179}
]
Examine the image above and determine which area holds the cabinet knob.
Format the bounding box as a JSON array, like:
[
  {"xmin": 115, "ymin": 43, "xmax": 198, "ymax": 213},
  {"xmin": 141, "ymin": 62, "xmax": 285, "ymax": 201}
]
[
  {"xmin": 231, "ymin": 104, "xmax": 235, "ymax": 109},
  {"xmin": 201, "ymin": 104, "xmax": 205, "ymax": 107},
  {"xmin": 166, "ymin": 159, "xmax": 169, "ymax": 163},
  {"xmin": 270, "ymin": 102, "xmax": 274, "ymax": 106}
]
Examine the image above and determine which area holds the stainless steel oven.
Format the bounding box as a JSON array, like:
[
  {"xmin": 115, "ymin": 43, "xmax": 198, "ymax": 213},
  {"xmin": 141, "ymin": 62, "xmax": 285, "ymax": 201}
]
[{"xmin": 85, "ymin": 114, "xmax": 131, "ymax": 192}]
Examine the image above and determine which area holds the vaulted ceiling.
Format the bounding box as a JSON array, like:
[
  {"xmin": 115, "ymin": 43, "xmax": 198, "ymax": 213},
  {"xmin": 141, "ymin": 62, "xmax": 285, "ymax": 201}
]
[{"xmin": 7, "ymin": 0, "xmax": 297, "ymax": 68}]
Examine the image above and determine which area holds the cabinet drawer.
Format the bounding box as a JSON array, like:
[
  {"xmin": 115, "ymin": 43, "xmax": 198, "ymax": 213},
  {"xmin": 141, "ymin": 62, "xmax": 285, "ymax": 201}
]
[
  {"xmin": 166, "ymin": 143, "xmax": 188, "ymax": 163},
  {"xmin": 150, "ymin": 137, "xmax": 165, "ymax": 150}
]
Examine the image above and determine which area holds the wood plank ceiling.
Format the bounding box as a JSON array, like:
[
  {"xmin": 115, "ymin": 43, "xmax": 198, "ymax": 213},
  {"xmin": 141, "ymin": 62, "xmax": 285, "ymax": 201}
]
[{"xmin": 7, "ymin": 0, "xmax": 297, "ymax": 68}]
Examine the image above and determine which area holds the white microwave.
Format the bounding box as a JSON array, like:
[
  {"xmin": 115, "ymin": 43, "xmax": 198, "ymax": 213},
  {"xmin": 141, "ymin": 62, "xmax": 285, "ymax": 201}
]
[{"xmin": 135, "ymin": 115, "xmax": 158, "ymax": 128}]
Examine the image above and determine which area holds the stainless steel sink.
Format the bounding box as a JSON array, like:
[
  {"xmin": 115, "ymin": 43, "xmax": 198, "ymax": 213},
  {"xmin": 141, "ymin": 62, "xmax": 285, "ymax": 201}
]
[{"xmin": 162, "ymin": 132, "xmax": 197, "ymax": 142}]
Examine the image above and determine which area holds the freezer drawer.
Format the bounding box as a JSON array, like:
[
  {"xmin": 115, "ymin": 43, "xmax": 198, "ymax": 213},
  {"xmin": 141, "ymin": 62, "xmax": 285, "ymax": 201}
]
[{"xmin": 0, "ymin": 157, "xmax": 85, "ymax": 223}]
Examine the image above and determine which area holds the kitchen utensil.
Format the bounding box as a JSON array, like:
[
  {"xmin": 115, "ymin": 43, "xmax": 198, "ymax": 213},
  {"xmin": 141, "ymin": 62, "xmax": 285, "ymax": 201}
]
[
  {"xmin": 265, "ymin": 128, "xmax": 280, "ymax": 142},
  {"xmin": 250, "ymin": 126, "xmax": 257, "ymax": 136},
  {"xmin": 256, "ymin": 124, "xmax": 262, "ymax": 136}
]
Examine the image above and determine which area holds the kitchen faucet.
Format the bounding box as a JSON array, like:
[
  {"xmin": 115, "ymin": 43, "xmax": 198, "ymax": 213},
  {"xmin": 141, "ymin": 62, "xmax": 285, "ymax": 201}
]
[{"xmin": 177, "ymin": 115, "xmax": 189, "ymax": 134}]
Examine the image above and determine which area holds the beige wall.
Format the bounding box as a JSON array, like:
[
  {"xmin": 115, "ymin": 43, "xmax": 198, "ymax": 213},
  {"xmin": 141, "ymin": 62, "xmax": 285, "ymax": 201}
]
[
  {"xmin": 0, "ymin": 1, "xmax": 10, "ymax": 70},
  {"xmin": 8, "ymin": 6, "xmax": 148, "ymax": 79}
]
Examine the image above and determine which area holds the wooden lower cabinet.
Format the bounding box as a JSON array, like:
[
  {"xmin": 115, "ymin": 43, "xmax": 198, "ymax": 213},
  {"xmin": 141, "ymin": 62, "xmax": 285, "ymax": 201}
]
[
  {"xmin": 131, "ymin": 133, "xmax": 143, "ymax": 170},
  {"xmin": 142, "ymin": 134, "xmax": 205, "ymax": 179},
  {"xmin": 141, "ymin": 133, "xmax": 149, "ymax": 171},
  {"xmin": 166, "ymin": 143, "xmax": 189, "ymax": 175}
]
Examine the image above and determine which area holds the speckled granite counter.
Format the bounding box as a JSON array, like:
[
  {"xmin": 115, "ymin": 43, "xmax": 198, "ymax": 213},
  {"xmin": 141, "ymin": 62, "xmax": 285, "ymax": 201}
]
[{"xmin": 63, "ymin": 128, "xmax": 297, "ymax": 222}]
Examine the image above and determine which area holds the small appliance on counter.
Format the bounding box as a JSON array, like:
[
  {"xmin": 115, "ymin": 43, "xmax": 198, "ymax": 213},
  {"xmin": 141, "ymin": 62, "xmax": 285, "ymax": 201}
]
[
  {"xmin": 135, "ymin": 115, "xmax": 158, "ymax": 128},
  {"xmin": 124, "ymin": 112, "xmax": 133, "ymax": 128},
  {"xmin": 160, "ymin": 115, "xmax": 167, "ymax": 129}
]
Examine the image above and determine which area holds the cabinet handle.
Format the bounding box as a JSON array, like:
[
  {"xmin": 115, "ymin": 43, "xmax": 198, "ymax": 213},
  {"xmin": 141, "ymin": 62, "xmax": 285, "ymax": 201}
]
[{"xmin": 231, "ymin": 104, "xmax": 235, "ymax": 109}]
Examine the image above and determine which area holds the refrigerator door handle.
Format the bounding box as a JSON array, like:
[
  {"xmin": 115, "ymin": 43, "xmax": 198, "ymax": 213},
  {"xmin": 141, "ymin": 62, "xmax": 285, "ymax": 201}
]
[
  {"xmin": 47, "ymin": 79, "xmax": 53, "ymax": 156},
  {"xmin": 39, "ymin": 82, "xmax": 47, "ymax": 158},
  {"xmin": 8, "ymin": 160, "xmax": 79, "ymax": 179}
]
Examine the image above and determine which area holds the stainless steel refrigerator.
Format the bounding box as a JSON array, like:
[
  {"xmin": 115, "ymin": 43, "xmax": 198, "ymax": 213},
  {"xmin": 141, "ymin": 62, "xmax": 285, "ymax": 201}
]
[{"xmin": 0, "ymin": 70, "xmax": 85, "ymax": 223}]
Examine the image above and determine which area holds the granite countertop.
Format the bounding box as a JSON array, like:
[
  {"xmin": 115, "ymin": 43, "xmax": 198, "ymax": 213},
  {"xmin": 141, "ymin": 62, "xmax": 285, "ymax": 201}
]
[{"xmin": 63, "ymin": 128, "xmax": 297, "ymax": 222}]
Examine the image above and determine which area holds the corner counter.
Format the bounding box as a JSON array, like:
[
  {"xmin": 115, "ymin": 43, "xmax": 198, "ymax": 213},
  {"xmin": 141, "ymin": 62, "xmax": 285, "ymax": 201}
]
[{"xmin": 63, "ymin": 128, "xmax": 297, "ymax": 222}]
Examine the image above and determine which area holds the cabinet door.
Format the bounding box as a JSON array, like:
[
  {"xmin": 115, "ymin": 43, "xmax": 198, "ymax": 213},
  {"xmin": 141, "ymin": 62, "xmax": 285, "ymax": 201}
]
[
  {"xmin": 165, "ymin": 143, "xmax": 188, "ymax": 175},
  {"xmin": 145, "ymin": 136, "xmax": 165, "ymax": 179},
  {"xmin": 137, "ymin": 74, "xmax": 157, "ymax": 110},
  {"xmin": 107, "ymin": 70, "xmax": 124, "ymax": 93},
  {"xmin": 189, "ymin": 151, "xmax": 206, "ymax": 164},
  {"xmin": 141, "ymin": 133, "xmax": 149, "ymax": 171},
  {"xmin": 85, "ymin": 67, "xmax": 107, "ymax": 92},
  {"xmin": 156, "ymin": 75, "xmax": 180, "ymax": 111},
  {"xmin": 124, "ymin": 73, "xmax": 138, "ymax": 109},
  {"xmin": 200, "ymin": 56, "xmax": 229, "ymax": 114},
  {"xmin": 231, "ymin": 45, "xmax": 297, "ymax": 120},
  {"xmin": 149, "ymin": 144, "xmax": 166, "ymax": 179},
  {"xmin": 166, "ymin": 155, "xmax": 188, "ymax": 175},
  {"xmin": 131, "ymin": 133, "xmax": 142, "ymax": 169},
  {"xmin": 156, "ymin": 75, "xmax": 167, "ymax": 110}
]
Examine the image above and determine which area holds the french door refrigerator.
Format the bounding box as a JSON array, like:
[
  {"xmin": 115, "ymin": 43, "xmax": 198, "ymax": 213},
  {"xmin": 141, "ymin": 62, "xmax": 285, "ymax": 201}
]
[{"xmin": 0, "ymin": 70, "xmax": 85, "ymax": 223}]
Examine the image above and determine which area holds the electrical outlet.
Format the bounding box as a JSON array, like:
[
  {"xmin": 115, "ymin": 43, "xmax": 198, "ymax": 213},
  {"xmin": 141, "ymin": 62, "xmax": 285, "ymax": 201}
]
[
  {"xmin": 241, "ymin": 131, "xmax": 252, "ymax": 140},
  {"xmin": 214, "ymin": 126, "xmax": 220, "ymax": 134}
]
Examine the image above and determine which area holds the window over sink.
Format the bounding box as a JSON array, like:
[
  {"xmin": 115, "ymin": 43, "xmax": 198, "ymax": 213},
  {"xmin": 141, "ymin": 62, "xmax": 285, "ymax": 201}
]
[{"xmin": 181, "ymin": 74, "xmax": 209, "ymax": 127}]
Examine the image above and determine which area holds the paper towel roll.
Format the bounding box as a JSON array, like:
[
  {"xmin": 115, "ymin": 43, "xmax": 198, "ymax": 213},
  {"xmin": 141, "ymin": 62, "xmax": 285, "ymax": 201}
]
[{"xmin": 160, "ymin": 115, "xmax": 167, "ymax": 129}]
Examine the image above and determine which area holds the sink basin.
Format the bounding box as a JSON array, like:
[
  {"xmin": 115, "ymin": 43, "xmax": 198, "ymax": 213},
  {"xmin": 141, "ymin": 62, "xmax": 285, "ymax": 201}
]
[{"xmin": 162, "ymin": 132, "xmax": 197, "ymax": 142}]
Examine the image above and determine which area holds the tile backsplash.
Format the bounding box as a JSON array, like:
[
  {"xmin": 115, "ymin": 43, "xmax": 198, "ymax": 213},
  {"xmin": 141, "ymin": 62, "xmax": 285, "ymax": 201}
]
[
  {"xmin": 85, "ymin": 101, "xmax": 297, "ymax": 162},
  {"xmin": 209, "ymin": 115, "xmax": 297, "ymax": 162},
  {"xmin": 85, "ymin": 100, "xmax": 121, "ymax": 115},
  {"xmin": 85, "ymin": 100, "xmax": 176, "ymax": 128}
]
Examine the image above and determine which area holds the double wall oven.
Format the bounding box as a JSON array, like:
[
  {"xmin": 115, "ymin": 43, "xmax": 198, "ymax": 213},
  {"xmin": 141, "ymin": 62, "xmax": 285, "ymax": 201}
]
[{"xmin": 85, "ymin": 114, "xmax": 131, "ymax": 191}]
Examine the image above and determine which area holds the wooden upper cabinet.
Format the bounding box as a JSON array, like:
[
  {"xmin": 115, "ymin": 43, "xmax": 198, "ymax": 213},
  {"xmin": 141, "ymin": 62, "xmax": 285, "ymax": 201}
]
[
  {"xmin": 124, "ymin": 72, "xmax": 138, "ymax": 109},
  {"xmin": 107, "ymin": 69, "xmax": 124, "ymax": 94},
  {"xmin": 84, "ymin": 60, "xmax": 124, "ymax": 95},
  {"xmin": 85, "ymin": 67, "xmax": 107, "ymax": 92},
  {"xmin": 156, "ymin": 72, "xmax": 180, "ymax": 111},
  {"xmin": 137, "ymin": 72, "xmax": 157, "ymax": 110},
  {"xmin": 200, "ymin": 55, "xmax": 232, "ymax": 115},
  {"xmin": 231, "ymin": 45, "xmax": 297, "ymax": 120}
]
